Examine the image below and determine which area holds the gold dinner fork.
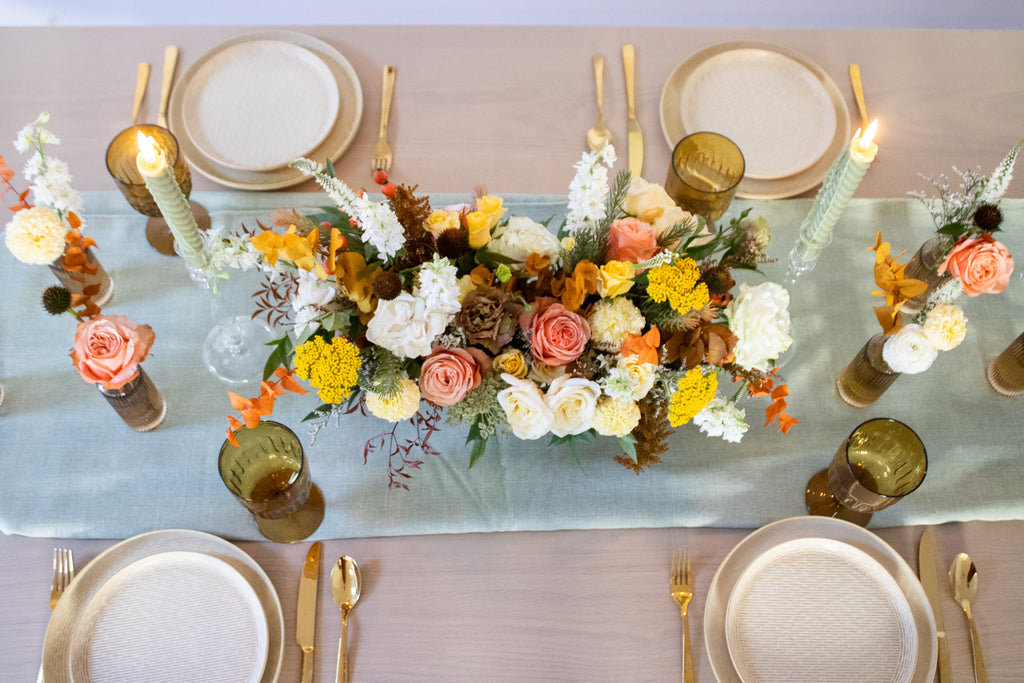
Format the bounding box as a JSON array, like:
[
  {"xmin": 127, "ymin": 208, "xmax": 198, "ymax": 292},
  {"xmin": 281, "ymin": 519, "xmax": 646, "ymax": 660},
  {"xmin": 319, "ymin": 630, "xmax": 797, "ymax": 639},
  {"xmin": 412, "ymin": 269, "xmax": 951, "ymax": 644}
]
[
  {"xmin": 670, "ymin": 549, "xmax": 695, "ymax": 683},
  {"xmin": 371, "ymin": 65, "xmax": 397, "ymax": 172},
  {"xmin": 49, "ymin": 547, "xmax": 75, "ymax": 609}
]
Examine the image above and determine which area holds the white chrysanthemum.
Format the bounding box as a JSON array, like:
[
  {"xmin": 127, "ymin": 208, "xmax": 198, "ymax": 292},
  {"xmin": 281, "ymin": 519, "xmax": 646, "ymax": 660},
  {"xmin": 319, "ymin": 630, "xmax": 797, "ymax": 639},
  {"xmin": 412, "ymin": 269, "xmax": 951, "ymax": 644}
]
[
  {"xmin": 592, "ymin": 397, "xmax": 641, "ymax": 437},
  {"xmin": 693, "ymin": 396, "xmax": 749, "ymax": 443},
  {"xmin": 587, "ymin": 297, "xmax": 645, "ymax": 352},
  {"xmin": 365, "ymin": 377, "xmax": 421, "ymax": 422},
  {"xmin": 415, "ymin": 255, "xmax": 461, "ymax": 316},
  {"xmin": 565, "ymin": 143, "xmax": 616, "ymax": 234},
  {"xmin": 922, "ymin": 303, "xmax": 968, "ymax": 351},
  {"xmin": 5, "ymin": 206, "xmax": 66, "ymax": 264}
]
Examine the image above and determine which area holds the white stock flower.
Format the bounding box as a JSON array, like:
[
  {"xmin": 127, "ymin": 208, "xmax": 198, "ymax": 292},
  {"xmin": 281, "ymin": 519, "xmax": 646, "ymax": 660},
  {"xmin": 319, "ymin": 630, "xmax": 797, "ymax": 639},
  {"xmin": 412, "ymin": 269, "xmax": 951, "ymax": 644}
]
[
  {"xmin": 489, "ymin": 216, "xmax": 560, "ymax": 265},
  {"xmin": 693, "ymin": 396, "xmax": 749, "ymax": 443},
  {"xmin": 883, "ymin": 324, "xmax": 938, "ymax": 374},
  {"xmin": 544, "ymin": 375, "xmax": 601, "ymax": 437},
  {"xmin": 415, "ymin": 255, "xmax": 461, "ymax": 316},
  {"xmin": 365, "ymin": 292, "xmax": 448, "ymax": 359},
  {"xmin": 565, "ymin": 143, "xmax": 616, "ymax": 234},
  {"xmin": 726, "ymin": 282, "xmax": 793, "ymax": 372},
  {"xmin": 497, "ymin": 373, "xmax": 554, "ymax": 440}
]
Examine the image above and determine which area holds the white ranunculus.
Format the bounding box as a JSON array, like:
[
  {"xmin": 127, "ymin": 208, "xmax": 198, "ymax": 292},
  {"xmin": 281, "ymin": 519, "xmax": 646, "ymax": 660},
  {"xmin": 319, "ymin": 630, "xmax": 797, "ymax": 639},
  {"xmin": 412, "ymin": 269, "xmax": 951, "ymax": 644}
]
[
  {"xmin": 488, "ymin": 216, "xmax": 560, "ymax": 265},
  {"xmin": 365, "ymin": 292, "xmax": 448, "ymax": 359},
  {"xmin": 544, "ymin": 375, "xmax": 601, "ymax": 437},
  {"xmin": 726, "ymin": 282, "xmax": 793, "ymax": 372},
  {"xmin": 497, "ymin": 374, "xmax": 554, "ymax": 440},
  {"xmin": 882, "ymin": 324, "xmax": 938, "ymax": 374}
]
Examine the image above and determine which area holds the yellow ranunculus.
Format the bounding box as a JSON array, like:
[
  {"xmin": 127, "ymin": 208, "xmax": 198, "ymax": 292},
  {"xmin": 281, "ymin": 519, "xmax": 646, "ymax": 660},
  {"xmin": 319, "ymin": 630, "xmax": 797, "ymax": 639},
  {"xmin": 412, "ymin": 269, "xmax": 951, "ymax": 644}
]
[
  {"xmin": 466, "ymin": 211, "xmax": 493, "ymax": 248},
  {"xmin": 597, "ymin": 260, "xmax": 636, "ymax": 298},
  {"xmin": 493, "ymin": 348, "xmax": 529, "ymax": 379},
  {"xmin": 426, "ymin": 210, "xmax": 460, "ymax": 235}
]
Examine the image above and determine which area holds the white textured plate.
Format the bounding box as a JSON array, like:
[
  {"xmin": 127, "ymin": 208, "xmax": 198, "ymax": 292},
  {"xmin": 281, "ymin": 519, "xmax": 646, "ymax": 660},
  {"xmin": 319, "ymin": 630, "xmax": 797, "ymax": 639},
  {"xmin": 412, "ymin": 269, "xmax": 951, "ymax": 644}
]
[
  {"xmin": 182, "ymin": 40, "xmax": 340, "ymax": 172},
  {"xmin": 662, "ymin": 42, "xmax": 851, "ymax": 198},
  {"xmin": 725, "ymin": 538, "xmax": 917, "ymax": 683},
  {"xmin": 704, "ymin": 517, "xmax": 936, "ymax": 683},
  {"xmin": 169, "ymin": 31, "xmax": 362, "ymax": 191},
  {"xmin": 42, "ymin": 530, "xmax": 284, "ymax": 683},
  {"xmin": 68, "ymin": 551, "xmax": 269, "ymax": 683}
]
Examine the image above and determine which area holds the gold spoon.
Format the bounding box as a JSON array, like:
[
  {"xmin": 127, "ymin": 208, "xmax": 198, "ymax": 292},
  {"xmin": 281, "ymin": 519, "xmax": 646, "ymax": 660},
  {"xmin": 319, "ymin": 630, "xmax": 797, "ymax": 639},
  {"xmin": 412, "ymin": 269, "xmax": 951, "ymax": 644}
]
[
  {"xmin": 949, "ymin": 552, "xmax": 987, "ymax": 683},
  {"xmin": 132, "ymin": 62, "xmax": 151, "ymax": 126},
  {"xmin": 157, "ymin": 45, "xmax": 179, "ymax": 128},
  {"xmin": 586, "ymin": 54, "xmax": 611, "ymax": 151},
  {"xmin": 331, "ymin": 555, "xmax": 362, "ymax": 683}
]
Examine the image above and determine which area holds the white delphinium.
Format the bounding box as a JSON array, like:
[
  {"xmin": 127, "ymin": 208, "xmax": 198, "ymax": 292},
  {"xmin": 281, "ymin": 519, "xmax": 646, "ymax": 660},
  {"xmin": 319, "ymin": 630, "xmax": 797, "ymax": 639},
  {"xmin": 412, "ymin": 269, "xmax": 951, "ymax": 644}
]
[
  {"xmin": 290, "ymin": 158, "xmax": 405, "ymax": 262},
  {"xmin": 565, "ymin": 143, "xmax": 616, "ymax": 234},
  {"xmin": 14, "ymin": 112, "xmax": 82, "ymax": 218},
  {"xmin": 414, "ymin": 254, "xmax": 461, "ymax": 317},
  {"xmin": 978, "ymin": 138, "xmax": 1023, "ymax": 205},
  {"xmin": 693, "ymin": 396, "xmax": 749, "ymax": 443}
]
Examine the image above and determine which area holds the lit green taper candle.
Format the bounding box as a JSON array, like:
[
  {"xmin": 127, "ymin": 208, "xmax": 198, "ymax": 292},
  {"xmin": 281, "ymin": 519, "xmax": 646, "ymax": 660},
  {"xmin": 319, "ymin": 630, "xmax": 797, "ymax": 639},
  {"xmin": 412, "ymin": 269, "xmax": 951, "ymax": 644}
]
[{"xmin": 136, "ymin": 131, "xmax": 205, "ymax": 260}]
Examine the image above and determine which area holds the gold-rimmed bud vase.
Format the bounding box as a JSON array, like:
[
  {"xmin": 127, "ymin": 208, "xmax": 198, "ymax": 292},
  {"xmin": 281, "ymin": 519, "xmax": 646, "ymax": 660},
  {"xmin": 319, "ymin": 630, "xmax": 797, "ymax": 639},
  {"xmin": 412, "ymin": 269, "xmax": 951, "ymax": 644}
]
[
  {"xmin": 97, "ymin": 365, "xmax": 166, "ymax": 432},
  {"xmin": 986, "ymin": 331, "xmax": 1024, "ymax": 397},
  {"xmin": 836, "ymin": 333, "xmax": 901, "ymax": 408}
]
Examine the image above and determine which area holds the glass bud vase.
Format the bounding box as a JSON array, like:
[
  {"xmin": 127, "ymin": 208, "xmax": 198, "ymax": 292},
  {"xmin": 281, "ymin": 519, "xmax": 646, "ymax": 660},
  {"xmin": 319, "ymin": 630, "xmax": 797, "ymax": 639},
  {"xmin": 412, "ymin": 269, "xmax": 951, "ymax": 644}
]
[
  {"xmin": 97, "ymin": 365, "xmax": 167, "ymax": 431},
  {"xmin": 987, "ymin": 331, "xmax": 1024, "ymax": 397},
  {"xmin": 836, "ymin": 333, "xmax": 901, "ymax": 408},
  {"xmin": 49, "ymin": 247, "xmax": 114, "ymax": 307},
  {"xmin": 901, "ymin": 236, "xmax": 953, "ymax": 316}
]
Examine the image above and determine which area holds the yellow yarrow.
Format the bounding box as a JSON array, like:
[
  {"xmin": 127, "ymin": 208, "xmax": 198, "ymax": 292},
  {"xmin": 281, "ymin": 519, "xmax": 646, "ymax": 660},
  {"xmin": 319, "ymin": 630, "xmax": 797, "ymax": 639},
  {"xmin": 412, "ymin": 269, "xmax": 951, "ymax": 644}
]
[
  {"xmin": 646, "ymin": 257, "xmax": 710, "ymax": 315},
  {"xmin": 365, "ymin": 377, "xmax": 421, "ymax": 422},
  {"xmin": 593, "ymin": 397, "xmax": 642, "ymax": 437},
  {"xmin": 293, "ymin": 336, "xmax": 361, "ymax": 404},
  {"xmin": 667, "ymin": 367, "xmax": 718, "ymax": 427},
  {"xmin": 4, "ymin": 206, "xmax": 66, "ymax": 264}
]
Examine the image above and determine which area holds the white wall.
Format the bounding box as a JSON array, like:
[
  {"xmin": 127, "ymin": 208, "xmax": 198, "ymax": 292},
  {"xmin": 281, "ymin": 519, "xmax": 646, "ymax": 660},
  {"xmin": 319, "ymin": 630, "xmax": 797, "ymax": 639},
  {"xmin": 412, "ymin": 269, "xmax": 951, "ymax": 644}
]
[{"xmin": 4, "ymin": 0, "xmax": 1024, "ymax": 29}]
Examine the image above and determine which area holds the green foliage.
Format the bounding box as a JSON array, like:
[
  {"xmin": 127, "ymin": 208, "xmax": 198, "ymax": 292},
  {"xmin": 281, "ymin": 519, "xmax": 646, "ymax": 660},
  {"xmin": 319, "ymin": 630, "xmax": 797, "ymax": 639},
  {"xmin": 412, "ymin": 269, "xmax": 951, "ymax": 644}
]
[
  {"xmin": 618, "ymin": 434, "xmax": 638, "ymax": 464},
  {"xmin": 262, "ymin": 335, "xmax": 294, "ymax": 381},
  {"xmin": 358, "ymin": 346, "xmax": 408, "ymax": 399}
]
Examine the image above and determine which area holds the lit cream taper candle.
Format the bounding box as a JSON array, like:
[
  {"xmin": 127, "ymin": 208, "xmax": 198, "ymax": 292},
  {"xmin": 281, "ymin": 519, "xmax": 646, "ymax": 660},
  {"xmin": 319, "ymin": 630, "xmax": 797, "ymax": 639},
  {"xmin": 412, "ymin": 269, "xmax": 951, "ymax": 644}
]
[
  {"xmin": 136, "ymin": 131, "xmax": 205, "ymax": 259},
  {"xmin": 787, "ymin": 119, "xmax": 879, "ymax": 280}
]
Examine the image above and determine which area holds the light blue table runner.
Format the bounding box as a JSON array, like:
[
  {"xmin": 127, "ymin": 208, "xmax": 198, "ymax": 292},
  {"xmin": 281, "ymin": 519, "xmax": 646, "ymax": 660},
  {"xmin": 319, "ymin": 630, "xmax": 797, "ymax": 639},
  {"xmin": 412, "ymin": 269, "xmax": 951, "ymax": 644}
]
[{"xmin": 1, "ymin": 193, "xmax": 1022, "ymax": 539}]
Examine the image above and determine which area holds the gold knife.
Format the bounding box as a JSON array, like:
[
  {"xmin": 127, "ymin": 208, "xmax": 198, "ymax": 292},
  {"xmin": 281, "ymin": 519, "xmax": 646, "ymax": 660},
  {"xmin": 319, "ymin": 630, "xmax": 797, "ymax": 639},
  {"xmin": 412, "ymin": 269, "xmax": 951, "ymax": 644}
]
[
  {"xmin": 157, "ymin": 45, "xmax": 179, "ymax": 129},
  {"xmin": 849, "ymin": 64, "xmax": 868, "ymax": 130},
  {"xmin": 297, "ymin": 541, "xmax": 323, "ymax": 683},
  {"xmin": 622, "ymin": 44, "xmax": 643, "ymax": 178},
  {"xmin": 919, "ymin": 527, "xmax": 952, "ymax": 683},
  {"xmin": 132, "ymin": 62, "xmax": 150, "ymax": 126}
]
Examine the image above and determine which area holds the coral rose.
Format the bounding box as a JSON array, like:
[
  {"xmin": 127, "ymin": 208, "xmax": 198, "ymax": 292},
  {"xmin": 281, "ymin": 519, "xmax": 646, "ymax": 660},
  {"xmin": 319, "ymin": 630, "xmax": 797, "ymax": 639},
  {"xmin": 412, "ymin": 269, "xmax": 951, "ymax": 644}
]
[
  {"xmin": 418, "ymin": 346, "xmax": 488, "ymax": 406},
  {"xmin": 606, "ymin": 217, "xmax": 659, "ymax": 264},
  {"xmin": 70, "ymin": 315, "xmax": 155, "ymax": 389},
  {"xmin": 525, "ymin": 300, "xmax": 591, "ymax": 366},
  {"xmin": 938, "ymin": 233, "xmax": 1014, "ymax": 296}
]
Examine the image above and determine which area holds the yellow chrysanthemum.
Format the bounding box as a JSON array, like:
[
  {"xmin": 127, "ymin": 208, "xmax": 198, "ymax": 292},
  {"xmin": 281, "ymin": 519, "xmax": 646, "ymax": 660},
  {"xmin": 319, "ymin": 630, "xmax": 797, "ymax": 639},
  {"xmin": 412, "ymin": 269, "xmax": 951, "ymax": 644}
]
[
  {"xmin": 646, "ymin": 257, "xmax": 710, "ymax": 315},
  {"xmin": 4, "ymin": 206, "xmax": 66, "ymax": 264},
  {"xmin": 667, "ymin": 367, "xmax": 718, "ymax": 427},
  {"xmin": 293, "ymin": 336, "xmax": 361, "ymax": 404},
  {"xmin": 592, "ymin": 397, "xmax": 641, "ymax": 437},
  {"xmin": 365, "ymin": 377, "xmax": 421, "ymax": 422}
]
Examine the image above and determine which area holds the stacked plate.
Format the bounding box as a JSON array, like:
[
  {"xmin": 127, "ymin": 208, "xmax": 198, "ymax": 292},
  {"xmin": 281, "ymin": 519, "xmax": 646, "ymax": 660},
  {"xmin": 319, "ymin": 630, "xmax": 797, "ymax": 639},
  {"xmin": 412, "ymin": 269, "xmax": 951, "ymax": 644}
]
[
  {"xmin": 705, "ymin": 517, "xmax": 937, "ymax": 683},
  {"xmin": 169, "ymin": 31, "xmax": 363, "ymax": 191},
  {"xmin": 42, "ymin": 530, "xmax": 283, "ymax": 683},
  {"xmin": 661, "ymin": 41, "xmax": 851, "ymax": 199}
]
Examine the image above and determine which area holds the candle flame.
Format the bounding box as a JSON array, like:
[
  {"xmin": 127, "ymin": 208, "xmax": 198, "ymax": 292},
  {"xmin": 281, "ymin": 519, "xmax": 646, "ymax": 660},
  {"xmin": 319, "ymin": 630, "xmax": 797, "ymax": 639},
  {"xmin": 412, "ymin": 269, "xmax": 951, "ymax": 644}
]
[
  {"xmin": 137, "ymin": 131, "xmax": 160, "ymax": 164},
  {"xmin": 857, "ymin": 119, "xmax": 879, "ymax": 150}
]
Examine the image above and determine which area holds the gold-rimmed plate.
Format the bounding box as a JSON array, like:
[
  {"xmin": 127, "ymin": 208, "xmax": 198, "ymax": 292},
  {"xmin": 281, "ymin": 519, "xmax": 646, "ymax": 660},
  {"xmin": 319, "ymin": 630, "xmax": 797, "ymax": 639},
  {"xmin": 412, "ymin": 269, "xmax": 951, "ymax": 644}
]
[
  {"xmin": 169, "ymin": 31, "xmax": 362, "ymax": 191},
  {"xmin": 661, "ymin": 41, "xmax": 850, "ymax": 198}
]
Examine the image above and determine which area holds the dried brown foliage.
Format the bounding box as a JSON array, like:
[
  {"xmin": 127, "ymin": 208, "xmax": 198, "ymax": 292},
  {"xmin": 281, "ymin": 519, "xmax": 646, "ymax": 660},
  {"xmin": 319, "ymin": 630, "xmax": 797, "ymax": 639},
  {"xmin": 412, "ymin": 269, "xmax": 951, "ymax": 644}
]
[{"xmin": 615, "ymin": 392, "xmax": 671, "ymax": 473}]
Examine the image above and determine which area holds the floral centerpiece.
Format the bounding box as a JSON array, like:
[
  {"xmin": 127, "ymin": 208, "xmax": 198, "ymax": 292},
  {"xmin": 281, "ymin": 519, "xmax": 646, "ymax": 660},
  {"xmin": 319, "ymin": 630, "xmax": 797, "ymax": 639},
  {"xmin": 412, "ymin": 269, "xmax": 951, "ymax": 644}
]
[{"xmin": 225, "ymin": 145, "xmax": 797, "ymax": 486}]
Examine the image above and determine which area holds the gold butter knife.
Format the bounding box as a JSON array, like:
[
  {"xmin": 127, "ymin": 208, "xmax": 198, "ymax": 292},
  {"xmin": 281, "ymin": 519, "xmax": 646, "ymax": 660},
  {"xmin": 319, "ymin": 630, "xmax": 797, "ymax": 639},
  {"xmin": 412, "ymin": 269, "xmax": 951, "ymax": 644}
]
[
  {"xmin": 622, "ymin": 44, "xmax": 643, "ymax": 179},
  {"xmin": 849, "ymin": 64, "xmax": 868, "ymax": 130},
  {"xmin": 919, "ymin": 528, "xmax": 952, "ymax": 683},
  {"xmin": 297, "ymin": 541, "xmax": 322, "ymax": 683},
  {"xmin": 157, "ymin": 45, "xmax": 179, "ymax": 129},
  {"xmin": 132, "ymin": 62, "xmax": 151, "ymax": 126}
]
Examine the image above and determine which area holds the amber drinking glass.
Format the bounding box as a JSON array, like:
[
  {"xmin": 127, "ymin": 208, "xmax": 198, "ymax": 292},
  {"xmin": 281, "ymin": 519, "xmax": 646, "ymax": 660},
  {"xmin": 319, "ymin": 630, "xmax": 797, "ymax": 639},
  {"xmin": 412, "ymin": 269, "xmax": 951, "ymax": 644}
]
[
  {"xmin": 987, "ymin": 331, "xmax": 1024, "ymax": 397},
  {"xmin": 805, "ymin": 418, "xmax": 927, "ymax": 526},
  {"xmin": 219, "ymin": 421, "xmax": 325, "ymax": 543},
  {"xmin": 105, "ymin": 124, "xmax": 209, "ymax": 255},
  {"xmin": 665, "ymin": 132, "xmax": 745, "ymax": 223}
]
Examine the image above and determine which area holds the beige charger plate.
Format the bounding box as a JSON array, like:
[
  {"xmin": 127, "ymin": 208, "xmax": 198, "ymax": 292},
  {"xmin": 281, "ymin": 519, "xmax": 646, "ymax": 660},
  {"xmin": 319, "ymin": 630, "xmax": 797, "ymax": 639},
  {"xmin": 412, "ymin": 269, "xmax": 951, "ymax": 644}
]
[
  {"xmin": 169, "ymin": 30, "xmax": 362, "ymax": 190},
  {"xmin": 661, "ymin": 41, "xmax": 851, "ymax": 199}
]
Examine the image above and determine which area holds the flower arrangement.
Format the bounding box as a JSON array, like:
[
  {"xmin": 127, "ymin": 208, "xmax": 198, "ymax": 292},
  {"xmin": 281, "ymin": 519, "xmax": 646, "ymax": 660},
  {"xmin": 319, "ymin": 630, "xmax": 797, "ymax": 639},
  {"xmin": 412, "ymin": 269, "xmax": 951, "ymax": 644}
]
[{"xmin": 225, "ymin": 145, "xmax": 797, "ymax": 486}]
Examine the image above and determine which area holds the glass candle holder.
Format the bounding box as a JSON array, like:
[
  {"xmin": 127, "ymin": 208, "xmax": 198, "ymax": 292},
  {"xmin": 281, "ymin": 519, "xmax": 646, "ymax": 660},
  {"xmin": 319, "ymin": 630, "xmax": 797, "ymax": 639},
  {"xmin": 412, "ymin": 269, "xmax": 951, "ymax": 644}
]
[
  {"xmin": 986, "ymin": 331, "xmax": 1024, "ymax": 397},
  {"xmin": 219, "ymin": 421, "xmax": 325, "ymax": 543},
  {"xmin": 836, "ymin": 334, "xmax": 900, "ymax": 408},
  {"xmin": 805, "ymin": 418, "xmax": 927, "ymax": 526},
  {"xmin": 49, "ymin": 246, "xmax": 114, "ymax": 307},
  {"xmin": 97, "ymin": 365, "xmax": 166, "ymax": 432},
  {"xmin": 665, "ymin": 131, "xmax": 745, "ymax": 223},
  {"xmin": 105, "ymin": 124, "xmax": 210, "ymax": 255}
]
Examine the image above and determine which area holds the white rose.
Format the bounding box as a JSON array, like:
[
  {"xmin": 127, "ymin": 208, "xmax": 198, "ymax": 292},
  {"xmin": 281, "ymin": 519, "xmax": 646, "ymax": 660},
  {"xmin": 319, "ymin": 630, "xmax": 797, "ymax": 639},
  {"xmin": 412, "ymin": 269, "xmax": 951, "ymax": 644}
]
[
  {"xmin": 624, "ymin": 177, "xmax": 702, "ymax": 243},
  {"xmin": 726, "ymin": 282, "xmax": 793, "ymax": 372},
  {"xmin": 882, "ymin": 324, "xmax": 938, "ymax": 374},
  {"xmin": 544, "ymin": 375, "xmax": 601, "ymax": 437},
  {"xmin": 497, "ymin": 373, "xmax": 554, "ymax": 440},
  {"xmin": 616, "ymin": 355, "xmax": 657, "ymax": 400},
  {"xmin": 488, "ymin": 216, "xmax": 560, "ymax": 265},
  {"xmin": 365, "ymin": 292, "xmax": 448, "ymax": 359}
]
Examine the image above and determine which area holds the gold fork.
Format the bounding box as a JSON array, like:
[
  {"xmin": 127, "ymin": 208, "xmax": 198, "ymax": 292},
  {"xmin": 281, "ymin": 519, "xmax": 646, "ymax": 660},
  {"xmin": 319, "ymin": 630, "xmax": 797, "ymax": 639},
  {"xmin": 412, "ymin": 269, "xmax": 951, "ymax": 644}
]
[
  {"xmin": 371, "ymin": 65, "xmax": 397, "ymax": 172},
  {"xmin": 49, "ymin": 547, "xmax": 75, "ymax": 609},
  {"xmin": 670, "ymin": 549, "xmax": 695, "ymax": 683}
]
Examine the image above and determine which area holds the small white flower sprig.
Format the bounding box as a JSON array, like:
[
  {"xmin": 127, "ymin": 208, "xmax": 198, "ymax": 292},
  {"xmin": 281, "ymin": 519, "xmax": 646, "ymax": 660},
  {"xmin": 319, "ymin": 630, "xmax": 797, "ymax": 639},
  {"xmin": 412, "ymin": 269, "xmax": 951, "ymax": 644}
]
[
  {"xmin": 565, "ymin": 143, "xmax": 617, "ymax": 235},
  {"xmin": 12, "ymin": 112, "xmax": 83, "ymax": 220}
]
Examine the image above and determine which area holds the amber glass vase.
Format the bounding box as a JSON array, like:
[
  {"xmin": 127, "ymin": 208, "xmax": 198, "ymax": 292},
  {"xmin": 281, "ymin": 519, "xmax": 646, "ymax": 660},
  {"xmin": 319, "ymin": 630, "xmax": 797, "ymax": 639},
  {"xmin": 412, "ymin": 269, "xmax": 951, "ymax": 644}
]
[
  {"xmin": 97, "ymin": 365, "xmax": 166, "ymax": 432},
  {"xmin": 987, "ymin": 331, "xmax": 1024, "ymax": 397},
  {"xmin": 901, "ymin": 237, "xmax": 954, "ymax": 316},
  {"xmin": 836, "ymin": 334, "xmax": 901, "ymax": 408},
  {"xmin": 49, "ymin": 247, "xmax": 114, "ymax": 307}
]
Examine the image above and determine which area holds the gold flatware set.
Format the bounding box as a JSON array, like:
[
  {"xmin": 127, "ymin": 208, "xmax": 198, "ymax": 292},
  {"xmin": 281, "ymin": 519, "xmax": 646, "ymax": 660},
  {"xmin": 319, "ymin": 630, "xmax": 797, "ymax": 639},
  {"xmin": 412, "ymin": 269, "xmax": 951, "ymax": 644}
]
[
  {"xmin": 293, "ymin": 545, "xmax": 363, "ymax": 683},
  {"xmin": 585, "ymin": 45, "xmax": 643, "ymax": 173},
  {"xmin": 129, "ymin": 46, "xmax": 179, "ymax": 127}
]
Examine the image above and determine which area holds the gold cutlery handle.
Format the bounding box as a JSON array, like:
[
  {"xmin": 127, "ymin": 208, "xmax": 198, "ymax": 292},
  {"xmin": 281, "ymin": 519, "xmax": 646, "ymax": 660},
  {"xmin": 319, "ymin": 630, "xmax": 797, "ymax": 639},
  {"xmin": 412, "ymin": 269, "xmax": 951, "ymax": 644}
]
[
  {"xmin": 967, "ymin": 611, "xmax": 988, "ymax": 683},
  {"xmin": 682, "ymin": 608, "xmax": 695, "ymax": 683},
  {"xmin": 379, "ymin": 65, "xmax": 396, "ymax": 139},
  {"xmin": 300, "ymin": 648, "xmax": 314, "ymax": 683},
  {"xmin": 593, "ymin": 54, "xmax": 604, "ymax": 118},
  {"xmin": 622, "ymin": 44, "xmax": 636, "ymax": 118},
  {"xmin": 132, "ymin": 62, "xmax": 151, "ymax": 126},
  {"xmin": 157, "ymin": 45, "xmax": 179, "ymax": 129},
  {"xmin": 849, "ymin": 64, "xmax": 868, "ymax": 128},
  {"xmin": 337, "ymin": 612, "xmax": 349, "ymax": 683}
]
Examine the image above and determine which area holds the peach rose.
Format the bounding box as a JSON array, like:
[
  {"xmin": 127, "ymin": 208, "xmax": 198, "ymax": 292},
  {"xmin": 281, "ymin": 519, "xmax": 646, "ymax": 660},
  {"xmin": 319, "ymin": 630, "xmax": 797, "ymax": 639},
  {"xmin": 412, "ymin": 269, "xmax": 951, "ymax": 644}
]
[
  {"xmin": 606, "ymin": 217, "xmax": 659, "ymax": 264},
  {"xmin": 526, "ymin": 300, "xmax": 590, "ymax": 366},
  {"xmin": 418, "ymin": 346, "xmax": 489, "ymax": 406},
  {"xmin": 70, "ymin": 315, "xmax": 156, "ymax": 389},
  {"xmin": 938, "ymin": 233, "xmax": 1014, "ymax": 296}
]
